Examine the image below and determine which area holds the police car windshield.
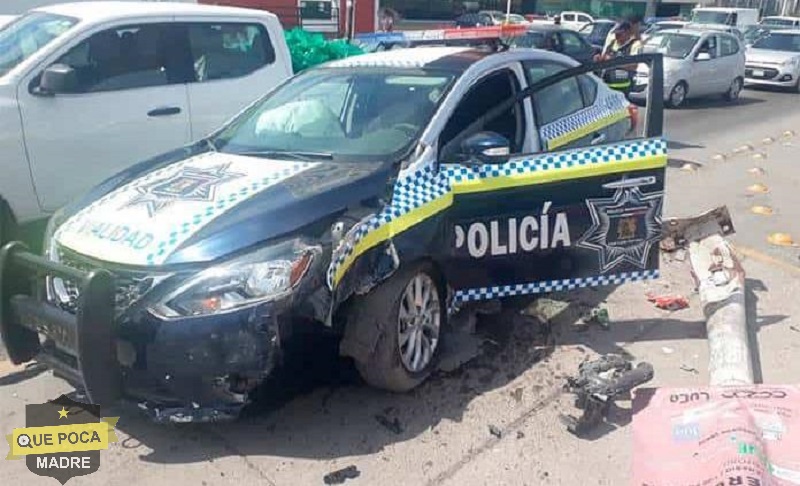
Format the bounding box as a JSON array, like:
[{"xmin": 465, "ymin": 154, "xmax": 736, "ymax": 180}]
[
  {"xmin": 643, "ymin": 32, "xmax": 699, "ymax": 58},
  {"xmin": 752, "ymin": 33, "xmax": 800, "ymax": 52},
  {"xmin": 212, "ymin": 67, "xmax": 456, "ymax": 161}
]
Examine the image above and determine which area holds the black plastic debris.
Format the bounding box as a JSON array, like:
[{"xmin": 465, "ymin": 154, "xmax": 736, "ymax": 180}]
[
  {"xmin": 488, "ymin": 424, "xmax": 503, "ymax": 438},
  {"xmin": 374, "ymin": 414, "xmax": 403, "ymax": 435},
  {"xmin": 560, "ymin": 354, "xmax": 654, "ymax": 437},
  {"xmin": 323, "ymin": 465, "xmax": 361, "ymax": 485}
]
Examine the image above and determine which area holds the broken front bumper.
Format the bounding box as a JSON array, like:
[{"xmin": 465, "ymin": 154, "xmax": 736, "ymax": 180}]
[{"xmin": 0, "ymin": 242, "xmax": 283, "ymax": 422}]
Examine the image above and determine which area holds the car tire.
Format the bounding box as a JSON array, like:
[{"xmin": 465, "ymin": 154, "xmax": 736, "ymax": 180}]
[
  {"xmin": 347, "ymin": 261, "xmax": 445, "ymax": 393},
  {"xmin": 667, "ymin": 82, "xmax": 688, "ymax": 108},
  {"xmin": 724, "ymin": 77, "xmax": 743, "ymax": 101}
]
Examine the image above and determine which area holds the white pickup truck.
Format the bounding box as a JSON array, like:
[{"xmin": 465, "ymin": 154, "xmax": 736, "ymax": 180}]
[{"xmin": 0, "ymin": 1, "xmax": 292, "ymax": 247}]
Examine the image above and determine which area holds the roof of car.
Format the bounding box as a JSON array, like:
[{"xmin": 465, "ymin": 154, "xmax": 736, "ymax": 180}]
[
  {"xmin": 770, "ymin": 29, "xmax": 800, "ymax": 34},
  {"xmin": 526, "ymin": 24, "xmax": 568, "ymax": 31},
  {"xmin": 326, "ymin": 46, "xmax": 492, "ymax": 71},
  {"xmin": 33, "ymin": 1, "xmax": 275, "ymax": 22}
]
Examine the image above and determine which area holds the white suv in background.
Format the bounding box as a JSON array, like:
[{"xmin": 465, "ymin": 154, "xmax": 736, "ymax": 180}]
[{"xmin": 0, "ymin": 1, "xmax": 292, "ymax": 245}]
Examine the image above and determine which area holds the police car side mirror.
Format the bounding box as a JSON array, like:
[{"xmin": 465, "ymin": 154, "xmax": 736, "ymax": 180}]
[{"xmin": 459, "ymin": 131, "xmax": 510, "ymax": 165}]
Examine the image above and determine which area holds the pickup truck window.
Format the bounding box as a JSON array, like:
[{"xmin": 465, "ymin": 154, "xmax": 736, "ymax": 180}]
[
  {"xmin": 55, "ymin": 23, "xmax": 188, "ymax": 93},
  {"xmin": 0, "ymin": 12, "xmax": 77, "ymax": 77},
  {"xmin": 188, "ymin": 22, "xmax": 275, "ymax": 82}
]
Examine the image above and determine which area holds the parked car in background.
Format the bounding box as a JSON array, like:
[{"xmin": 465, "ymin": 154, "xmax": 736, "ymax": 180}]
[
  {"xmin": 690, "ymin": 7, "xmax": 759, "ymax": 29},
  {"xmin": 455, "ymin": 12, "xmax": 493, "ymax": 28},
  {"xmin": 559, "ymin": 11, "xmax": 593, "ymax": 31},
  {"xmin": 684, "ymin": 22, "xmax": 744, "ymax": 41},
  {"xmin": 510, "ymin": 24, "xmax": 595, "ymax": 64},
  {"xmin": 743, "ymin": 24, "xmax": 774, "ymax": 46},
  {"xmin": 505, "ymin": 14, "xmax": 528, "ymax": 24},
  {"xmin": 578, "ymin": 19, "xmax": 615, "ymax": 50},
  {"xmin": 641, "ymin": 20, "xmax": 688, "ymax": 42},
  {"xmin": 0, "ymin": 1, "xmax": 292, "ymax": 247},
  {"xmin": 745, "ymin": 30, "xmax": 800, "ymax": 91},
  {"xmin": 759, "ymin": 16, "xmax": 800, "ymax": 28},
  {"xmin": 632, "ymin": 29, "xmax": 745, "ymax": 107}
]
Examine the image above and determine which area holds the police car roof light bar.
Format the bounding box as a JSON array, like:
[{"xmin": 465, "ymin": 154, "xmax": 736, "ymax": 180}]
[{"xmin": 353, "ymin": 24, "xmax": 528, "ymax": 50}]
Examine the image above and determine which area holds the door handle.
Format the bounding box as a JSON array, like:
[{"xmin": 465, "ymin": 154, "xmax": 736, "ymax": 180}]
[
  {"xmin": 147, "ymin": 106, "xmax": 181, "ymax": 117},
  {"xmin": 590, "ymin": 132, "xmax": 606, "ymax": 145}
]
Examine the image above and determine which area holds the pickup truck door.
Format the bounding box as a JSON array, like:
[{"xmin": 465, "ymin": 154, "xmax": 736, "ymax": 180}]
[
  {"xmin": 437, "ymin": 57, "xmax": 666, "ymax": 305},
  {"xmin": 17, "ymin": 20, "xmax": 192, "ymax": 214},
  {"xmin": 177, "ymin": 16, "xmax": 293, "ymax": 140}
]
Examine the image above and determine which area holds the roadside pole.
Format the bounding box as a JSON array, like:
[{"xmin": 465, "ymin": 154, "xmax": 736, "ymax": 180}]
[{"xmin": 662, "ymin": 206, "xmax": 755, "ymax": 387}]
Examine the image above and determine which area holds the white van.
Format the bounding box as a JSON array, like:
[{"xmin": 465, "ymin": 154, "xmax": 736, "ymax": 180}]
[
  {"xmin": 691, "ymin": 7, "xmax": 759, "ymax": 29},
  {"xmin": 559, "ymin": 11, "xmax": 593, "ymax": 31},
  {"xmin": 760, "ymin": 16, "xmax": 800, "ymax": 28},
  {"xmin": 0, "ymin": 1, "xmax": 292, "ymax": 243}
]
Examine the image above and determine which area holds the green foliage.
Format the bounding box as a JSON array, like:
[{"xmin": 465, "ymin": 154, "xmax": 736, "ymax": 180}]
[{"xmin": 284, "ymin": 28, "xmax": 364, "ymax": 72}]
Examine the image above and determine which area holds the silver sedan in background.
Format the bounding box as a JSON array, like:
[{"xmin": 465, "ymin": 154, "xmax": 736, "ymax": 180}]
[{"xmin": 745, "ymin": 30, "xmax": 800, "ymax": 91}]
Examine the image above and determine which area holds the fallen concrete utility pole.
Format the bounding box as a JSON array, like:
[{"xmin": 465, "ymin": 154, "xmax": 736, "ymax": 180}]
[{"xmin": 661, "ymin": 206, "xmax": 754, "ymax": 387}]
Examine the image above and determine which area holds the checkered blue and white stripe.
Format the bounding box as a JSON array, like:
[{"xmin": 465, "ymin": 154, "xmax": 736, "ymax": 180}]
[
  {"xmin": 540, "ymin": 93, "xmax": 629, "ymax": 148},
  {"xmin": 326, "ymin": 139, "xmax": 666, "ymax": 289},
  {"xmin": 453, "ymin": 269, "xmax": 660, "ymax": 304}
]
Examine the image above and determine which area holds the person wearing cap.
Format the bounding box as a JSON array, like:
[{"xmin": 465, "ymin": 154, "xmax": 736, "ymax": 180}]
[
  {"xmin": 602, "ymin": 14, "xmax": 643, "ymax": 57},
  {"xmin": 594, "ymin": 21, "xmax": 642, "ymax": 94}
]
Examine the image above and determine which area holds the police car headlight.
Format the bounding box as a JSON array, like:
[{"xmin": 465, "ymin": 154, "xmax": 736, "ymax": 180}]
[{"xmin": 149, "ymin": 239, "xmax": 318, "ymax": 318}]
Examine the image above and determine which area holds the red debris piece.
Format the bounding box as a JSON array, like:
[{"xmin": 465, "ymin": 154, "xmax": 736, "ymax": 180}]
[{"xmin": 646, "ymin": 293, "xmax": 689, "ymax": 311}]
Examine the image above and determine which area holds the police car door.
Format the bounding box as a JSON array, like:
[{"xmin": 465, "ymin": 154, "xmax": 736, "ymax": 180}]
[{"xmin": 439, "ymin": 55, "xmax": 666, "ymax": 306}]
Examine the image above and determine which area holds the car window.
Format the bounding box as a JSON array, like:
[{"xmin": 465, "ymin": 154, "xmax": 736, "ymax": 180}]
[
  {"xmin": 720, "ymin": 34, "xmax": 739, "ymax": 56},
  {"xmin": 577, "ymin": 74, "xmax": 597, "ymax": 105},
  {"xmin": 524, "ymin": 61, "xmax": 584, "ymax": 126},
  {"xmin": 0, "ymin": 12, "xmax": 77, "ymax": 77},
  {"xmin": 697, "ymin": 35, "xmax": 718, "ymax": 58},
  {"xmin": 563, "ymin": 14, "xmax": 575, "ymax": 21},
  {"xmin": 578, "ymin": 15, "xmax": 592, "ymax": 23},
  {"xmin": 53, "ymin": 23, "xmax": 187, "ymax": 93},
  {"xmin": 559, "ymin": 31, "xmax": 586, "ymax": 54},
  {"xmin": 439, "ymin": 69, "xmax": 525, "ymax": 160},
  {"xmin": 188, "ymin": 22, "xmax": 275, "ymax": 82}
]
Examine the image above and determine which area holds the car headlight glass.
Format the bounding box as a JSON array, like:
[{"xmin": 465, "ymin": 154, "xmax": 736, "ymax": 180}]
[{"xmin": 149, "ymin": 239, "xmax": 318, "ymax": 319}]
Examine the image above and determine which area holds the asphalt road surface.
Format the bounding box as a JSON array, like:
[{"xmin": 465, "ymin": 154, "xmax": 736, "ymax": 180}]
[{"xmin": 1, "ymin": 85, "xmax": 800, "ymax": 486}]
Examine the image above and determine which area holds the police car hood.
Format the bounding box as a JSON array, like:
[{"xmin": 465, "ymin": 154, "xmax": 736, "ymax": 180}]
[{"xmin": 53, "ymin": 151, "xmax": 391, "ymax": 267}]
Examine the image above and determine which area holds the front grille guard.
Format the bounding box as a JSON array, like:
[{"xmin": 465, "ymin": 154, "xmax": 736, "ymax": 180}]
[{"xmin": 0, "ymin": 241, "xmax": 121, "ymax": 406}]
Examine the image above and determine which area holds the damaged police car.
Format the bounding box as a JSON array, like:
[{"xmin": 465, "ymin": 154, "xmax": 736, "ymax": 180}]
[{"xmin": 0, "ymin": 41, "xmax": 667, "ymax": 422}]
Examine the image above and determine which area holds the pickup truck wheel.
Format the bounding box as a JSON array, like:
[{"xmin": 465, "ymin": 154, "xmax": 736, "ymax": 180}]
[
  {"xmin": 667, "ymin": 82, "xmax": 687, "ymax": 108},
  {"xmin": 349, "ymin": 262, "xmax": 444, "ymax": 392},
  {"xmin": 724, "ymin": 77, "xmax": 743, "ymax": 101}
]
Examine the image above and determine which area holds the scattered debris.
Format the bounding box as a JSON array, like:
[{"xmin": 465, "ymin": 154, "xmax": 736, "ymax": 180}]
[
  {"xmin": 488, "ymin": 424, "xmax": 503, "ymax": 439},
  {"xmin": 679, "ymin": 365, "xmax": 699, "ymax": 374},
  {"xmin": 752, "ymin": 152, "xmax": 768, "ymax": 160},
  {"xmin": 762, "ymin": 136, "xmax": 775, "ymax": 145},
  {"xmin": 750, "ymin": 205, "xmax": 774, "ymax": 216},
  {"xmin": 516, "ymin": 431, "xmax": 525, "ymax": 439},
  {"xmin": 789, "ymin": 325, "xmax": 800, "ymax": 333},
  {"xmin": 560, "ymin": 355, "xmax": 654, "ymax": 437},
  {"xmin": 374, "ymin": 414, "xmax": 403, "ymax": 435},
  {"xmin": 767, "ymin": 232, "xmax": 796, "ymax": 247},
  {"xmin": 680, "ymin": 162, "xmax": 698, "ymax": 172},
  {"xmin": 746, "ymin": 183, "xmax": 769, "ymax": 194},
  {"xmin": 510, "ymin": 387, "xmax": 524, "ymax": 403},
  {"xmin": 747, "ymin": 167, "xmax": 765, "ymax": 176},
  {"xmin": 661, "ymin": 346, "xmax": 675, "ymax": 355},
  {"xmin": 711, "ymin": 153, "xmax": 727, "ymax": 162},
  {"xmin": 647, "ymin": 293, "xmax": 690, "ymax": 311},
  {"xmin": 323, "ymin": 465, "xmax": 361, "ymax": 485},
  {"xmin": 733, "ymin": 144, "xmax": 754, "ymax": 153},
  {"xmin": 586, "ymin": 307, "xmax": 610, "ymax": 329},
  {"xmin": 524, "ymin": 298, "xmax": 570, "ymax": 323},
  {"xmin": 782, "ymin": 129, "xmax": 796, "ymax": 138}
]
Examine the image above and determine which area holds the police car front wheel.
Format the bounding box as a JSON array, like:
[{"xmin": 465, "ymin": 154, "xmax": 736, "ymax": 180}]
[{"xmin": 348, "ymin": 262, "xmax": 444, "ymax": 392}]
